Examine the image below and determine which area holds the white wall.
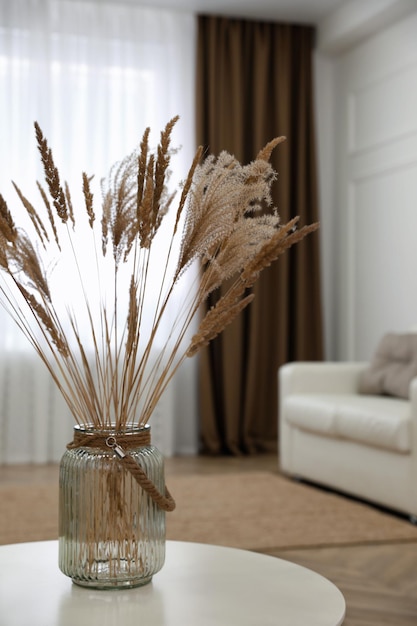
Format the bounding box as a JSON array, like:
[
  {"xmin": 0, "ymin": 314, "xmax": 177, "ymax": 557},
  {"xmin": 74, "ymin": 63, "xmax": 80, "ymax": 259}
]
[{"xmin": 315, "ymin": 3, "xmax": 417, "ymax": 361}]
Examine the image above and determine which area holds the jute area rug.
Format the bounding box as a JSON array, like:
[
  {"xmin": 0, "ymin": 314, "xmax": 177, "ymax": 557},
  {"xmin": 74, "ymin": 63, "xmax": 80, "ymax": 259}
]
[{"xmin": 1, "ymin": 470, "xmax": 416, "ymax": 550}]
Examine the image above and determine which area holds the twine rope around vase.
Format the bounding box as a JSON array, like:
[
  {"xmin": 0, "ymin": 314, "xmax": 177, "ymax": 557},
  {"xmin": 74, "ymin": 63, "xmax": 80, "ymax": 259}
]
[{"xmin": 67, "ymin": 430, "xmax": 176, "ymax": 512}]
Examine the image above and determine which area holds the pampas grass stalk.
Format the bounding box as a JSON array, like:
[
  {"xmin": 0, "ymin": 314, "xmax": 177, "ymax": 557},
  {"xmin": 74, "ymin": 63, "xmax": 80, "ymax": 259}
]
[{"xmin": 0, "ymin": 118, "xmax": 318, "ymax": 430}]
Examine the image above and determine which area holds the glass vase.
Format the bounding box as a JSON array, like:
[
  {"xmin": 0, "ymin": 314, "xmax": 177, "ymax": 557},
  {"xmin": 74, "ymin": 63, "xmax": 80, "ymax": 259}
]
[{"xmin": 59, "ymin": 424, "xmax": 167, "ymax": 589}]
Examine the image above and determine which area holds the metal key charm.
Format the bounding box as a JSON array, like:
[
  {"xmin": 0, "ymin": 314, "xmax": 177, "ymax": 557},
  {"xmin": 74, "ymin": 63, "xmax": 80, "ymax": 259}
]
[{"xmin": 106, "ymin": 436, "xmax": 126, "ymax": 458}]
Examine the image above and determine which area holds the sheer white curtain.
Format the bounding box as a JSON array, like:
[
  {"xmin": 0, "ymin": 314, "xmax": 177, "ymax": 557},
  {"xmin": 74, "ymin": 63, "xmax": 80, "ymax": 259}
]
[{"xmin": 0, "ymin": 0, "xmax": 198, "ymax": 462}]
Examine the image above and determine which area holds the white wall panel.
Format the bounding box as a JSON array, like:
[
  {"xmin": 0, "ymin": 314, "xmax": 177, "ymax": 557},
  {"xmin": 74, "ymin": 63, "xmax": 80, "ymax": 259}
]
[
  {"xmin": 333, "ymin": 9, "xmax": 417, "ymax": 361},
  {"xmin": 348, "ymin": 60, "xmax": 417, "ymax": 154},
  {"xmin": 350, "ymin": 163, "xmax": 417, "ymax": 359}
]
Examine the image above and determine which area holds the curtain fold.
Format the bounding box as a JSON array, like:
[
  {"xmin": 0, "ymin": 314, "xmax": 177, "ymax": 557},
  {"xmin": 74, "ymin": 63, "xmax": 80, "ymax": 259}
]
[{"xmin": 196, "ymin": 16, "xmax": 323, "ymax": 455}]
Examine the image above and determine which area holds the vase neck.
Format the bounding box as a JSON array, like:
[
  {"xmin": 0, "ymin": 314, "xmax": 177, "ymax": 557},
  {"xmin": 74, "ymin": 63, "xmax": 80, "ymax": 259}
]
[{"xmin": 68, "ymin": 425, "xmax": 151, "ymax": 450}]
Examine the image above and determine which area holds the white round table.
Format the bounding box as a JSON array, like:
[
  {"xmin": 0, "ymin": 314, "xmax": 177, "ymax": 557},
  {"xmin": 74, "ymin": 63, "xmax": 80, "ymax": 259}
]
[{"xmin": 0, "ymin": 540, "xmax": 345, "ymax": 626}]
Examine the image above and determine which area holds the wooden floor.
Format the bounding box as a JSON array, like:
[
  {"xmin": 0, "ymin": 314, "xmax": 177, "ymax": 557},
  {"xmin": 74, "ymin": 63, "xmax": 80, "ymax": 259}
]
[{"xmin": 2, "ymin": 453, "xmax": 417, "ymax": 625}]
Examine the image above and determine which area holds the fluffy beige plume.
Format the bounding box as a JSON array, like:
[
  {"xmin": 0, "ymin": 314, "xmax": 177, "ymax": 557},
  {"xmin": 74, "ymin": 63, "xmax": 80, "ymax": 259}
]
[
  {"xmin": 0, "ymin": 193, "xmax": 17, "ymax": 244},
  {"xmin": 36, "ymin": 182, "xmax": 60, "ymax": 250},
  {"xmin": 34, "ymin": 122, "xmax": 68, "ymax": 223},
  {"xmin": 82, "ymin": 173, "xmax": 95, "ymax": 228},
  {"xmin": 256, "ymin": 136, "xmax": 286, "ymax": 162}
]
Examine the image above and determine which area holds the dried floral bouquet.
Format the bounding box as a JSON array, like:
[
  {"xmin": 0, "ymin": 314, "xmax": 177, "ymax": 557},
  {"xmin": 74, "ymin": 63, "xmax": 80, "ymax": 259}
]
[{"xmin": 0, "ymin": 117, "xmax": 317, "ymax": 432}]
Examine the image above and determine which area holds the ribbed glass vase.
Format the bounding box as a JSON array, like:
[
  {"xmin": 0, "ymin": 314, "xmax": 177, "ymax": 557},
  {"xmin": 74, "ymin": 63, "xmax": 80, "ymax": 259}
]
[{"xmin": 59, "ymin": 424, "xmax": 166, "ymax": 589}]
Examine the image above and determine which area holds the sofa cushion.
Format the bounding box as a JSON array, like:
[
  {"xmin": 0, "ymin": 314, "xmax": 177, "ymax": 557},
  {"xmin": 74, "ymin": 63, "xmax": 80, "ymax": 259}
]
[
  {"xmin": 284, "ymin": 394, "xmax": 411, "ymax": 453},
  {"xmin": 359, "ymin": 332, "xmax": 417, "ymax": 399}
]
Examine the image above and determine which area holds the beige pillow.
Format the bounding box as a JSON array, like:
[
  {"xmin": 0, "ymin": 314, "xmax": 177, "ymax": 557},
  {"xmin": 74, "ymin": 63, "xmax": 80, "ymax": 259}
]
[{"xmin": 359, "ymin": 333, "xmax": 417, "ymax": 399}]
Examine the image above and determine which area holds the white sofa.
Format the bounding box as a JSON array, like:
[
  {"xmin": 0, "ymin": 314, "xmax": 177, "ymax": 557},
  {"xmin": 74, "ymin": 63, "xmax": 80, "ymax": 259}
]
[{"xmin": 279, "ymin": 360, "xmax": 417, "ymax": 520}]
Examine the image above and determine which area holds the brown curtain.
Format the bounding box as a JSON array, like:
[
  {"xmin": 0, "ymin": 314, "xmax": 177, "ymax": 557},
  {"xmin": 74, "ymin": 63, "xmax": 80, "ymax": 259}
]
[{"xmin": 196, "ymin": 16, "xmax": 323, "ymax": 455}]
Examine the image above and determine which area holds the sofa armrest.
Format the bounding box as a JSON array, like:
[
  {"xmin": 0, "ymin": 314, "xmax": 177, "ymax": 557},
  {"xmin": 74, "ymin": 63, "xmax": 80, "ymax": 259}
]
[
  {"xmin": 409, "ymin": 377, "xmax": 417, "ymax": 417},
  {"xmin": 279, "ymin": 361, "xmax": 369, "ymax": 396}
]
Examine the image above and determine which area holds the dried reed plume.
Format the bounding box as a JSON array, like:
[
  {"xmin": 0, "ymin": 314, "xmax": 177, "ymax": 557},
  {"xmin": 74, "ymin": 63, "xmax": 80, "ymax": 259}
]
[{"xmin": 0, "ymin": 119, "xmax": 318, "ymax": 429}]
